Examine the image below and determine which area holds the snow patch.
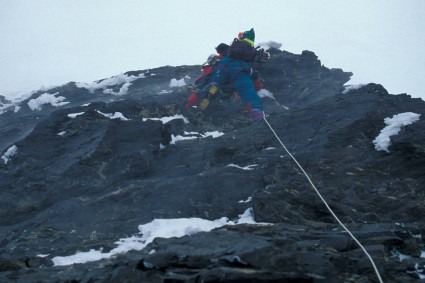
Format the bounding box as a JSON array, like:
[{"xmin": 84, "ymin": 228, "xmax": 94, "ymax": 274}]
[
  {"xmin": 227, "ymin": 164, "xmax": 258, "ymax": 171},
  {"xmin": 95, "ymin": 110, "xmax": 129, "ymax": 121},
  {"xmin": 102, "ymin": 82, "xmax": 132, "ymax": 95},
  {"xmin": 169, "ymin": 78, "xmax": 186, "ymax": 88},
  {"xmin": 257, "ymin": 41, "xmax": 282, "ymax": 50},
  {"xmin": 342, "ymin": 84, "xmax": 366, "ymax": 94},
  {"xmin": 257, "ymin": 89, "xmax": 275, "ymax": 100},
  {"xmin": 237, "ymin": 208, "xmax": 258, "ymax": 224},
  {"xmin": 1, "ymin": 85, "xmax": 69, "ymax": 114},
  {"xmin": 51, "ymin": 208, "xmax": 270, "ymax": 266},
  {"xmin": 0, "ymin": 102, "xmax": 11, "ymax": 115},
  {"xmin": 36, "ymin": 254, "xmax": 50, "ymax": 258},
  {"xmin": 170, "ymin": 135, "xmax": 198, "ymax": 144},
  {"xmin": 200, "ymin": 131, "xmax": 224, "ymax": 138},
  {"xmin": 170, "ymin": 131, "xmax": 224, "ymax": 145},
  {"xmin": 68, "ymin": 112, "xmax": 85, "ymax": 118},
  {"xmin": 27, "ymin": 92, "xmax": 69, "ymax": 111},
  {"xmin": 238, "ymin": 197, "xmax": 252, "ymax": 203},
  {"xmin": 395, "ymin": 250, "xmax": 425, "ymax": 279},
  {"xmin": 373, "ymin": 112, "xmax": 421, "ymax": 152},
  {"xmin": 2, "ymin": 145, "xmax": 18, "ymax": 164},
  {"xmin": 143, "ymin": 114, "xmax": 189, "ymax": 124},
  {"xmin": 75, "ymin": 73, "xmax": 145, "ymax": 95}
]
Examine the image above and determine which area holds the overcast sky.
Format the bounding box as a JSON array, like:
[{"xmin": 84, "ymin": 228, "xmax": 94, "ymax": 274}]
[{"xmin": 1, "ymin": 0, "xmax": 424, "ymax": 100}]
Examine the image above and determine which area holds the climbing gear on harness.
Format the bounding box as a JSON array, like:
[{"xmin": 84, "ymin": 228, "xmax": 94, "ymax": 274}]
[
  {"xmin": 199, "ymin": 84, "xmax": 218, "ymax": 111},
  {"xmin": 261, "ymin": 112, "xmax": 384, "ymax": 283}
]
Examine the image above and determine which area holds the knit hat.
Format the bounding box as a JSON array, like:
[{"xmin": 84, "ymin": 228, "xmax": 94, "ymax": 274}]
[{"xmin": 242, "ymin": 28, "xmax": 255, "ymax": 42}]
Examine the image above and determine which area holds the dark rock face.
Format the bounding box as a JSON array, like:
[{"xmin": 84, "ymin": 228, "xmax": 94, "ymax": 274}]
[{"xmin": 0, "ymin": 48, "xmax": 424, "ymax": 282}]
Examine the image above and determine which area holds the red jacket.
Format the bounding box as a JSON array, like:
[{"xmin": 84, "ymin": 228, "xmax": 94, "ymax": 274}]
[{"xmin": 194, "ymin": 65, "xmax": 214, "ymax": 88}]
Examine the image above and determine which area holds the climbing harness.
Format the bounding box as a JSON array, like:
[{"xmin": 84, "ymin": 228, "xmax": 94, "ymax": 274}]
[{"xmin": 262, "ymin": 112, "xmax": 384, "ymax": 283}]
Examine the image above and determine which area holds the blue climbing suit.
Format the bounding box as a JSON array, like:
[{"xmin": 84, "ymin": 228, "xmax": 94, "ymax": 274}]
[
  {"xmin": 209, "ymin": 57, "xmax": 263, "ymax": 110},
  {"xmin": 205, "ymin": 38, "xmax": 264, "ymax": 111}
]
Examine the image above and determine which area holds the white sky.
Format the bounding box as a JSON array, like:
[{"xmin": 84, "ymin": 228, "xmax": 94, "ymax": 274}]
[{"xmin": 1, "ymin": 0, "xmax": 425, "ymax": 99}]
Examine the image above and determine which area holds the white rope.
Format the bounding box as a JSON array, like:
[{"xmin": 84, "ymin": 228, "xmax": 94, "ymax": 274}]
[{"xmin": 262, "ymin": 112, "xmax": 383, "ymax": 283}]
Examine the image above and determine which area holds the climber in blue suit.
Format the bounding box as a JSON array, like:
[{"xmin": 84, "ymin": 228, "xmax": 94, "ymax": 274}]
[{"xmin": 200, "ymin": 28, "xmax": 270, "ymax": 121}]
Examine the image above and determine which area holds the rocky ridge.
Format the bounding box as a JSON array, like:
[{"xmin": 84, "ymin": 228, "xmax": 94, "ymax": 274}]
[{"xmin": 0, "ymin": 48, "xmax": 424, "ymax": 282}]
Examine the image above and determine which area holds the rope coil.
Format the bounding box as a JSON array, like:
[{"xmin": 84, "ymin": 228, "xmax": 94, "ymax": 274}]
[{"xmin": 262, "ymin": 112, "xmax": 383, "ymax": 283}]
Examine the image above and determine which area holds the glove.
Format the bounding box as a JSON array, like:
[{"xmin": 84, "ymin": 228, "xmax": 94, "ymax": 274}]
[
  {"xmin": 250, "ymin": 109, "xmax": 264, "ymax": 121},
  {"xmin": 185, "ymin": 92, "xmax": 199, "ymax": 108}
]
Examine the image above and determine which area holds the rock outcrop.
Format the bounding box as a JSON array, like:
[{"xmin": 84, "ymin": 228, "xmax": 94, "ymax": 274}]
[{"xmin": 0, "ymin": 48, "xmax": 424, "ymax": 282}]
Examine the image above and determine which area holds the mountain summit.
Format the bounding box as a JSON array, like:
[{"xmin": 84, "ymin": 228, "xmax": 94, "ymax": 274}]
[{"xmin": 1, "ymin": 47, "xmax": 424, "ymax": 282}]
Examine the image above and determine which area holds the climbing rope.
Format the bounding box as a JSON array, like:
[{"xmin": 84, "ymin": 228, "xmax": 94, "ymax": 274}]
[{"xmin": 262, "ymin": 112, "xmax": 384, "ymax": 283}]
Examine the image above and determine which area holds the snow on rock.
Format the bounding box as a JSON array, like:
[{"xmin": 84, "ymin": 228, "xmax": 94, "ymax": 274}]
[
  {"xmin": 142, "ymin": 116, "xmax": 225, "ymax": 145},
  {"xmin": 143, "ymin": 114, "xmax": 189, "ymax": 124},
  {"xmin": 0, "ymin": 101, "xmax": 11, "ymax": 115},
  {"xmin": 67, "ymin": 112, "xmax": 85, "ymax": 118},
  {"xmin": 170, "ymin": 131, "xmax": 224, "ymax": 145},
  {"xmin": 75, "ymin": 73, "xmax": 146, "ymax": 95},
  {"xmin": 199, "ymin": 131, "xmax": 224, "ymax": 138},
  {"xmin": 258, "ymin": 89, "xmax": 275, "ymax": 99},
  {"xmin": 342, "ymin": 84, "xmax": 366, "ymax": 94},
  {"xmin": 373, "ymin": 112, "xmax": 421, "ymax": 152},
  {"xmin": 0, "ymin": 100, "xmax": 21, "ymax": 115},
  {"xmin": 1, "ymin": 145, "xmax": 18, "ymax": 164},
  {"xmin": 170, "ymin": 135, "xmax": 198, "ymax": 144},
  {"xmin": 95, "ymin": 110, "xmax": 129, "ymax": 121},
  {"xmin": 257, "ymin": 41, "xmax": 282, "ymax": 50},
  {"xmin": 27, "ymin": 92, "xmax": 69, "ymax": 111},
  {"xmin": 238, "ymin": 197, "xmax": 252, "ymax": 203},
  {"xmin": 1, "ymin": 87, "xmax": 64, "ymax": 114},
  {"xmin": 51, "ymin": 208, "xmax": 267, "ymax": 266},
  {"xmin": 226, "ymin": 164, "xmax": 258, "ymax": 171},
  {"xmin": 169, "ymin": 78, "xmax": 186, "ymax": 88},
  {"xmin": 103, "ymin": 83, "xmax": 132, "ymax": 96}
]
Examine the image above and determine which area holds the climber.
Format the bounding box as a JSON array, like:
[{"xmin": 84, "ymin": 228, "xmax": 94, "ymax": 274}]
[
  {"xmin": 185, "ymin": 43, "xmax": 246, "ymax": 109},
  {"xmin": 185, "ymin": 48, "xmax": 264, "ymax": 109},
  {"xmin": 198, "ymin": 28, "xmax": 270, "ymax": 121},
  {"xmin": 214, "ymin": 42, "xmax": 266, "ymax": 105},
  {"xmin": 184, "ymin": 53, "xmax": 220, "ymax": 109}
]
